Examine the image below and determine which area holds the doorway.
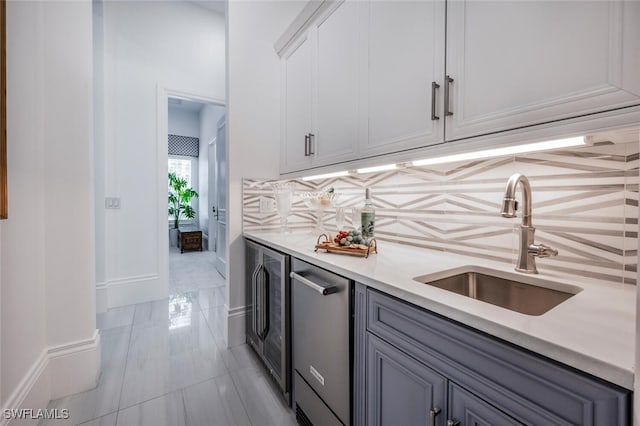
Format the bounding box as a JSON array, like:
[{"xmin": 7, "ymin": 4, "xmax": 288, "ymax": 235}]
[{"xmin": 157, "ymin": 89, "xmax": 227, "ymax": 324}]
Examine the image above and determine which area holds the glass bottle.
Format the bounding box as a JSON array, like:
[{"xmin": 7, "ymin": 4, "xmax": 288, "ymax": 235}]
[{"xmin": 360, "ymin": 188, "xmax": 375, "ymax": 238}]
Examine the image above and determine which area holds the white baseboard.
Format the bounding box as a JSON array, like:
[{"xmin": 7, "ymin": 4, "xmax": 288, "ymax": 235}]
[
  {"xmin": 227, "ymin": 305, "xmax": 246, "ymax": 348},
  {"xmin": 1, "ymin": 351, "xmax": 49, "ymax": 426},
  {"xmin": 48, "ymin": 331, "xmax": 101, "ymax": 400},
  {"xmin": 1, "ymin": 331, "xmax": 100, "ymax": 425},
  {"xmin": 106, "ymin": 274, "xmax": 166, "ymax": 308},
  {"xmin": 96, "ymin": 282, "xmax": 108, "ymax": 314}
]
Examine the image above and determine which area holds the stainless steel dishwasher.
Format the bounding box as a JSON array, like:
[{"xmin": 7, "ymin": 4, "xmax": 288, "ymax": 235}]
[{"xmin": 291, "ymin": 258, "xmax": 352, "ymax": 426}]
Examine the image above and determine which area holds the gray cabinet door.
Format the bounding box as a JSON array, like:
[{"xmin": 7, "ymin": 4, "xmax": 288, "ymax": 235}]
[
  {"xmin": 366, "ymin": 333, "xmax": 447, "ymax": 426},
  {"xmin": 448, "ymin": 382, "xmax": 524, "ymax": 426}
]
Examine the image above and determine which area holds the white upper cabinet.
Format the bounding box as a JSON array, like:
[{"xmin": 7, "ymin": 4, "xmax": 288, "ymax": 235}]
[
  {"xmin": 313, "ymin": 1, "xmax": 361, "ymax": 167},
  {"xmin": 278, "ymin": 0, "xmax": 640, "ymax": 175},
  {"xmin": 281, "ymin": 34, "xmax": 313, "ymax": 173},
  {"xmin": 280, "ymin": 1, "xmax": 361, "ymax": 173},
  {"xmin": 361, "ymin": 0, "xmax": 445, "ymax": 157},
  {"xmin": 445, "ymin": 1, "xmax": 640, "ymax": 141}
]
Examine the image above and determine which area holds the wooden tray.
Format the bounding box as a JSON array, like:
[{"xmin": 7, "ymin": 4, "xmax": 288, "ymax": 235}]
[{"xmin": 314, "ymin": 234, "xmax": 378, "ymax": 258}]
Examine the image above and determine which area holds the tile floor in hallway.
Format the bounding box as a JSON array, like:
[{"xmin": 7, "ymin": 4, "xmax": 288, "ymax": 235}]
[{"xmin": 41, "ymin": 247, "xmax": 296, "ymax": 426}]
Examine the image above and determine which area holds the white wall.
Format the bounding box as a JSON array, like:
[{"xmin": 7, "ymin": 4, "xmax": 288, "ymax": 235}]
[
  {"xmin": 635, "ymin": 133, "xmax": 640, "ymax": 426},
  {"xmin": 2, "ymin": 1, "xmax": 47, "ymax": 409},
  {"xmin": 226, "ymin": 0, "xmax": 306, "ymax": 345},
  {"xmin": 198, "ymin": 104, "xmax": 225, "ymax": 234},
  {"xmin": 168, "ymin": 107, "xmax": 200, "ymax": 138},
  {"xmin": 2, "ymin": 0, "xmax": 98, "ymax": 416},
  {"xmin": 96, "ymin": 1, "xmax": 225, "ymax": 308},
  {"xmin": 94, "ymin": 0, "xmax": 107, "ymax": 313}
]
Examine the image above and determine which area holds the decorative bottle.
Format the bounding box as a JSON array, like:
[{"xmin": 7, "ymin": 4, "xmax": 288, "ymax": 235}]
[{"xmin": 360, "ymin": 188, "xmax": 375, "ymax": 238}]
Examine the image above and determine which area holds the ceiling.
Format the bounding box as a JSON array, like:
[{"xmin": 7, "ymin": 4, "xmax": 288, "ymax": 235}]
[{"xmin": 189, "ymin": 0, "xmax": 226, "ymax": 16}]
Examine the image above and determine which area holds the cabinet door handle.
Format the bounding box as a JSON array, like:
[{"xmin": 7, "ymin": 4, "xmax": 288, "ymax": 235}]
[
  {"xmin": 259, "ymin": 264, "xmax": 266, "ymax": 338},
  {"xmin": 258, "ymin": 267, "xmax": 270, "ymax": 339},
  {"xmin": 444, "ymin": 75, "xmax": 454, "ymax": 116},
  {"xmin": 446, "ymin": 420, "xmax": 460, "ymax": 426},
  {"xmin": 251, "ymin": 264, "xmax": 262, "ymax": 335},
  {"xmin": 290, "ymin": 272, "xmax": 338, "ymax": 296},
  {"xmin": 429, "ymin": 407, "xmax": 441, "ymax": 426},
  {"xmin": 308, "ymin": 133, "xmax": 315, "ymax": 155},
  {"xmin": 304, "ymin": 134, "xmax": 310, "ymax": 156},
  {"xmin": 431, "ymin": 82, "xmax": 440, "ymax": 121}
]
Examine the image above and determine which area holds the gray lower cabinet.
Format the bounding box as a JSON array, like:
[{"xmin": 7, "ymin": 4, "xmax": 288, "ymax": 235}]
[
  {"xmin": 366, "ymin": 333, "xmax": 446, "ymax": 426},
  {"xmin": 355, "ymin": 284, "xmax": 631, "ymax": 426},
  {"xmin": 448, "ymin": 382, "xmax": 523, "ymax": 426}
]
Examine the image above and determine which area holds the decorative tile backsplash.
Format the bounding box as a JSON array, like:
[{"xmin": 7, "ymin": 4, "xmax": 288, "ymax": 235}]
[{"xmin": 243, "ymin": 141, "xmax": 639, "ymax": 285}]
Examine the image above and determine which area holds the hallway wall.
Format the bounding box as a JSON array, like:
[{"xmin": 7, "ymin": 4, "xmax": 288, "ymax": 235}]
[
  {"xmin": 94, "ymin": 1, "xmax": 225, "ymax": 309},
  {"xmin": 226, "ymin": 0, "xmax": 306, "ymax": 346},
  {"xmin": 169, "ymin": 107, "xmax": 200, "ymax": 138},
  {"xmin": 2, "ymin": 0, "xmax": 98, "ymax": 418}
]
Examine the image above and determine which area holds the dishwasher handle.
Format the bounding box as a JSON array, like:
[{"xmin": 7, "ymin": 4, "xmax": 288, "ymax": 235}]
[{"xmin": 290, "ymin": 271, "xmax": 338, "ymax": 296}]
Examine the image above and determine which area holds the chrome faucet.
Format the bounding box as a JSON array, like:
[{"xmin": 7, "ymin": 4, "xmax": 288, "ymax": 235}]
[{"xmin": 501, "ymin": 173, "xmax": 558, "ymax": 273}]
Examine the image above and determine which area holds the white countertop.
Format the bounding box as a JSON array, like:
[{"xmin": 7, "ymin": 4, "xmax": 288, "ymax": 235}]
[{"xmin": 244, "ymin": 231, "xmax": 636, "ymax": 390}]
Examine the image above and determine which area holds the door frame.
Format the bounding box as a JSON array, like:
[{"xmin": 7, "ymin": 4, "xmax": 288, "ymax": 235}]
[
  {"xmin": 207, "ymin": 136, "xmax": 217, "ymax": 252},
  {"xmin": 214, "ymin": 115, "xmax": 227, "ymax": 277},
  {"xmin": 155, "ymin": 85, "xmax": 225, "ymax": 295}
]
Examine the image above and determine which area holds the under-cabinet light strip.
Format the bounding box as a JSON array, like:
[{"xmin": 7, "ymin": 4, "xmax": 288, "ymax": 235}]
[
  {"xmin": 356, "ymin": 164, "xmax": 398, "ymax": 174},
  {"xmin": 411, "ymin": 136, "xmax": 586, "ymax": 167},
  {"xmin": 299, "ymin": 136, "xmax": 586, "ymax": 180}
]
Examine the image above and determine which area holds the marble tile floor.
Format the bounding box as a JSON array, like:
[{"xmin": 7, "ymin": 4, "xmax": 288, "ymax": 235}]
[{"xmin": 41, "ymin": 248, "xmax": 296, "ymax": 426}]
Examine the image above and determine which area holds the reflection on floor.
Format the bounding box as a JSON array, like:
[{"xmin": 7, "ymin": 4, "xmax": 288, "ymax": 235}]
[{"xmin": 41, "ymin": 247, "xmax": 296, "ymax": 426}]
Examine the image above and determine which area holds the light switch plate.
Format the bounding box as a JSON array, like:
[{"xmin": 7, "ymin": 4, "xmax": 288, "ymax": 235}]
[
  {"xmin": 105, "ymin": 197, "xmax": 121, "ymax": 209},
  {"xmin": 259, "ymin": 196, "xmax": 276, "ymax": 213}
]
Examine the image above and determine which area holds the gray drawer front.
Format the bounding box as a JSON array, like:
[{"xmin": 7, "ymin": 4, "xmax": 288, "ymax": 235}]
[
  {"xmin": 366, "ymin": 289, "xmax": 630, "ymax": 426},
  {"xmin": 295, "ymin": 372, "xmax": 343, "ymax": 426}
]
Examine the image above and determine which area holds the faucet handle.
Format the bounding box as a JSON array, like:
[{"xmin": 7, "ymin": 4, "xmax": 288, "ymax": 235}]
[{"xmin": 528, "ymin": 243, "xmax": 558, "ymax": 258}]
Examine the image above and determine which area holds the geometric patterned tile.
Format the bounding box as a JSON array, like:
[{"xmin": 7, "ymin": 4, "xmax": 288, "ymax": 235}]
[{"xmin": 244, "ymin": 141, "xmax": 639, "ymax": 285}]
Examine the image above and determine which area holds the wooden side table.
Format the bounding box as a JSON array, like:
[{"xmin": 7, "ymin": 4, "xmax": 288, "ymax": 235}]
[{"xmin": 177, "ymin": 226, "xmax": 202, "ymax": 253}]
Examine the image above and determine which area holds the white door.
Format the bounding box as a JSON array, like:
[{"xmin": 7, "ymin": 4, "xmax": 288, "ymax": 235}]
[
  {"xmin": 280, "ymin": 33, "xmax": 313, "ymax": 173},
  {"xmin": 445, "ymin": 1, "xmax": 640, "ymax": 142},
  {"xmin": 313, "ymin": 0, "xmax": 360, "ymax": 166},
  {"xmin": 215, "ymin": 116, "xmax": 227, "ymax": 278},
  {"xmin": 208, "ymin": 138, "xmax": 216, "ymax": 252},
  {"xmin": 361, "ymin": 0, "xmax": 445, "ymax": 157}
]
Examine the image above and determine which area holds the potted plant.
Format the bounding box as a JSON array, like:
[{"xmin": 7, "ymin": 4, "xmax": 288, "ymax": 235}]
[{"xmin": 168, "ymin": 172, "xmax": 199, "ymax": 246}]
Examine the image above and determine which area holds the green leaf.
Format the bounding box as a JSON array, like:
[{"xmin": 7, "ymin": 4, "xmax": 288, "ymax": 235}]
[{"xmin": 168, "ymin": 171, "xmax": 199, "ymax": 225}]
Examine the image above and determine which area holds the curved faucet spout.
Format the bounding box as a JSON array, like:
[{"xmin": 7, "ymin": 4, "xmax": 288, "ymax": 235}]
[
  {"xmin": 500, "ymin": 173, "xmax": 532, "ymax": 227},
  {"xmin": 500, "ymin": 173, "xmax": 556, "ymax": 273}
]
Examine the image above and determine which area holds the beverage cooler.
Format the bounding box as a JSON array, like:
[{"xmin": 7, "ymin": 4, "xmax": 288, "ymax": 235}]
[{"xmin": 245, "ymin": 239, "xmax": 291, "ymax": 403}]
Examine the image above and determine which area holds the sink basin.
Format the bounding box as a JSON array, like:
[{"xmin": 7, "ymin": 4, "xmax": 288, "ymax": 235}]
[{"xmin": 414, "ymin": 271, "xmax": 581, "ymax": 315}]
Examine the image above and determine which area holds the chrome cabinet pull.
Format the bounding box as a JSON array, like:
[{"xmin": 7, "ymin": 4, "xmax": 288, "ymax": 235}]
[
  {"xmin": 258, "ymin": 267, "xmax": 270, "ymax": 339},
  {"xmin": 252, "ymin": 264, "xmax": 262, "ymax": 335},
  {"xmin": 446, "ymin": 420, "xmax": 460, "ymax": 426},
  {"xmin": 429, "ymin": 407, "xmax": 441, "ymax": 426},
  {"xmin": 290, "ymin": 272, "xmax": 338, "ymax": 296},
  {"xmin": 304, "ymin": 134, "xmax": 310, "ymax": 156},
  {"xmin": 308, "ymin": 133, "xmax": 315, "ymax": 155},
  {"xmin": 431, "ymin": 82, "xmax": 440, "ymax": 121},
  {"xmin": 444, "ymin": 75, "xmax": 454, "ymax": 116}
]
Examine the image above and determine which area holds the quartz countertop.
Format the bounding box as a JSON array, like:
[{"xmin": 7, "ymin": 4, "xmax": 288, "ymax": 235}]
[{"xmin": 244, "ymin": 231, "xmax": 636, "ymax": 390}]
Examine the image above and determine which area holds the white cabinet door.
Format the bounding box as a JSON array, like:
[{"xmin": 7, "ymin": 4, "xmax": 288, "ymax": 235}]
[
  {"xmin": 281, "ymin": 34, "xmax": 313, "ymax": 173},
  {"xmin": 361, "ymin": 0, "xmax": 445, "ymax": 157},
  {"xmin": 445, "ymin": 1, "xmax": 640, "ymax": 142},
  {"xmin": 312, "ymin": 0, "xmax": 360, "ymax": 166}
]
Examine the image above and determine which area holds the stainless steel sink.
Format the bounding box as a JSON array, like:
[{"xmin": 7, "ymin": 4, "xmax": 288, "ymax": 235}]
[{"xmin": 414, "ymin": 271, "xmax": 581, "ymax": 315}]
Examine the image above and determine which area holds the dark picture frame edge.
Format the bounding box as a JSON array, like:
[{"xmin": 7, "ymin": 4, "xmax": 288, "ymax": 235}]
[{"xmin": 1, "ymin": 0, "xmax": 7, "ymax": 219}]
